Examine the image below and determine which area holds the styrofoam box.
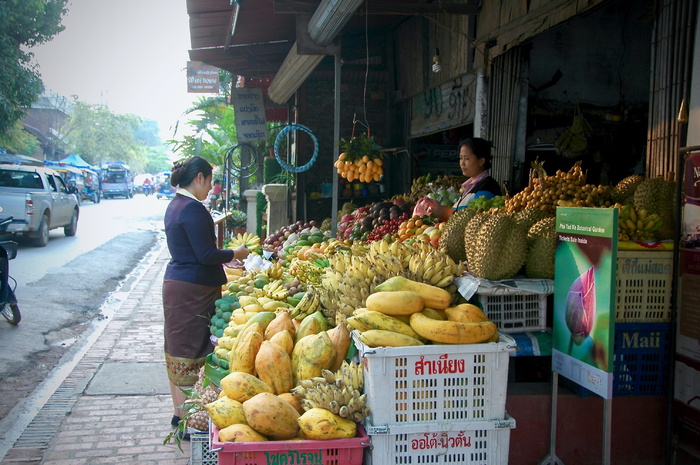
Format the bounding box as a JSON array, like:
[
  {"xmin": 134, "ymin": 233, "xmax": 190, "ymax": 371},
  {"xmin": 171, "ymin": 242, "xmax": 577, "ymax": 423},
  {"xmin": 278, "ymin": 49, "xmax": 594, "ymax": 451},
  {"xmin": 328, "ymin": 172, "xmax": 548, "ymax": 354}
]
[
  {"xmin": 365, "ymin": 415, "xmax": 516, "ymax": 465},
  {"xmin": 476, "ymin": 291, "xmax": 548, "ymax": 332},
  {"xmin": 616, "ymin": 250, "xmax": 673, "ymax": 322},
  {"xmin": 353, "ymin": 331, "xmax": 516, "ymax": 425},
  {"xmin": 211, "ymin": 424, "xmax": 369, "ymax": 465}
]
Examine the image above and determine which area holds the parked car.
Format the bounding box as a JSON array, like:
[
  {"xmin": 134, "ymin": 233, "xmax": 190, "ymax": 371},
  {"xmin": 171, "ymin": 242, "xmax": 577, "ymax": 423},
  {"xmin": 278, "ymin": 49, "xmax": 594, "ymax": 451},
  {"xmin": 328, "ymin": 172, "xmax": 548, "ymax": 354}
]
[{"xmin": 0, "ymin": 164, "xmax": 80, "ymax": 246}]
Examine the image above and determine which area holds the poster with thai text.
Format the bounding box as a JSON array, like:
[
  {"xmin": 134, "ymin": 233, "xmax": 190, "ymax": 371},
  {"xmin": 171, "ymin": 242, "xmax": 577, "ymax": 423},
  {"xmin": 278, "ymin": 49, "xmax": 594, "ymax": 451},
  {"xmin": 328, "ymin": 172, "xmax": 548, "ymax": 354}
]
[
  {"xmin": 230, "ymin": 87, "xmax": 268, "ymax": 143},
  {"xmin": 552, "ymin": 207, "xmax": 617, "ymax": 398}
]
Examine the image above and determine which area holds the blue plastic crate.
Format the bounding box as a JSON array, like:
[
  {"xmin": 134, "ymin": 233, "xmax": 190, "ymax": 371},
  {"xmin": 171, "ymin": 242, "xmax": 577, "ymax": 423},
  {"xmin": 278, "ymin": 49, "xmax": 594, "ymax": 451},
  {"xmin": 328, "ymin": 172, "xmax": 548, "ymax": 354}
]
[{"xmin": 561, "ymin": 323, "xmax": 671, "ymax": 397}]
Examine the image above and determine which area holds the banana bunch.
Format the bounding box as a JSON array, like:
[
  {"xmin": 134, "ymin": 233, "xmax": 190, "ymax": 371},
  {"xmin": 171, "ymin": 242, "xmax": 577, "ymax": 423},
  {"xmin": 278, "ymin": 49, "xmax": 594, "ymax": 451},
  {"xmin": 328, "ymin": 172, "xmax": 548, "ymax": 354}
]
[
  {"xmin": 288, "ymin": 258, "xmax": 325, "ymax": 285},
  {"xmin": 289, "ymin": 286, "xmax": 322, "ymax": 320},
  {"xmin": 320, "ymin": 252, "xmax": 372, "ymax": 323},
  {"xmin": 228, "ymin": 232, "xmax": 261, "ymax": 252},
  {"xmin": 368, "ymin": 238, "xmax": 414, "ymax": 269},
  {"xmin": 613, "ymin": 203, "xmax": 664, "ymax": 241},
  {"xmin": 408, "ymin": 248, "xmax": 462, "ymax": 288},
  {"xmin": 255, "ymin": 279, "xmax": 289, "ymax": 301},
  {"xmin": 263, "ymin": 261, "xmax": 285, "ymax": 280},
  {"xmin": 291, "ymin": 363, "xmax": 369, "ymax": 422}
]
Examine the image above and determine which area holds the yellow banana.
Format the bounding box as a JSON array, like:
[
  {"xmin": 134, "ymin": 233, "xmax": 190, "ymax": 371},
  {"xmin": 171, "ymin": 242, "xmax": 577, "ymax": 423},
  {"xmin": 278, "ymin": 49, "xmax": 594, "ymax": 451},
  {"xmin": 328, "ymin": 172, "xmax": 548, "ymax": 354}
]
[
  {"xmin": 352, "ymin": 310, "xmax": 426, "ymax": 341},
  {"xmin": 409, "ymin": 312, "xmax": 497, "ymax": 344},
  {"xmin": 358, "ymin": 329, "xmax": 424, "ymax": 348}
]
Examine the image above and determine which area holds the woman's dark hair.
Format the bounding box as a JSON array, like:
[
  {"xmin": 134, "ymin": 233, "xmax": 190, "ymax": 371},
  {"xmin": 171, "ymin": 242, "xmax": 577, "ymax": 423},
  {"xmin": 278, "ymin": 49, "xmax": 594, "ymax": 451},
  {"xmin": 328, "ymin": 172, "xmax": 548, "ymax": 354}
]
[
  {"xmin": 170, "ymin": 156, "xmax": 213, "ymax": 187},
  {"xmin": 459, "ymin": 137, "xmax": 493, "ymax": 170}
]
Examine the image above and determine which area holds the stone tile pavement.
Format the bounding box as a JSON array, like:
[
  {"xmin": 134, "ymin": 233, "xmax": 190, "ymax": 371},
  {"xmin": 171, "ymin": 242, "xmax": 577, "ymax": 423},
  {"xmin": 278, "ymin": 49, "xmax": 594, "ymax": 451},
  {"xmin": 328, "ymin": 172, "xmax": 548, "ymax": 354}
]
[{"xmin": 2, "ymin": 242, "xmax": 194, "ymax": 465}]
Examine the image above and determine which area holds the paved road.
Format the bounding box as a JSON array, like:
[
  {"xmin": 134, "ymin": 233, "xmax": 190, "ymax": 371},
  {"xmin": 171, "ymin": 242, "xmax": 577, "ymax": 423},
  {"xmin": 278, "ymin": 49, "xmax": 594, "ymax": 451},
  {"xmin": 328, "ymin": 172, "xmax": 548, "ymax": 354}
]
[{"xmin": 0, "ymin": 194, "xmax": 170, "ymax": 422}]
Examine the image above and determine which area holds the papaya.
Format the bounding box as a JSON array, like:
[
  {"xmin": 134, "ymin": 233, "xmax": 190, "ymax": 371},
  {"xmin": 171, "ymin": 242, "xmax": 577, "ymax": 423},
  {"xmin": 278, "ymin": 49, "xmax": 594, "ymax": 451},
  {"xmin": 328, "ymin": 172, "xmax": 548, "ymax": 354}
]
[
  {"xmin": 297, "ymin": 408, "xmax": 357, "ymax": 440},
  {"xmin": 294, "ymin": 311, "xmax": 328, "ymax": 343},
  {"xmin": 218, "ymin": 423, "xmax": 268, "ymax": 442},
  {"xmin": 268, "ymin": 329, "xmax": 294, "ymax": 355},
  {"xmin": 278, "ymin": 392, "xmax": 304, "ymax": 414},
  {"xmin": 375, "ymin": 276, "xmax": 451, "ymax": 309},
  {"xmin": 444, "ymin": 303, "xmax": 489, "ymax": 323},
  {"xmin": 255, "ymin": 340, "xmax": 294, "ymax": 395},
  {"xmin": 326, "ymin": 323, "xmax": 351, "ymax": 372},
  {"xmin": 242, "ymin": 392, "xmax": 300, "ymax": 440},
  {"xmin": 204, "ymin": 396, "xmax": 247, "ymax": 429},
  {"xmin": 229, "ymin": 328, "xmax": 263, "ymax": 375},
  {"xmin": 220, "ymin": 371, "xmax": 273, "ymax": 403},
  {"xmin": 365, "ymin": 290, "xmax": 424, "ymax": 316},
  {"xmin": 264, "ymin": 310, "xmax": 296, "ymax": 340},
  {"xmin": 292, "ymin": 331, "xmax": 336, "ymax": 384}
]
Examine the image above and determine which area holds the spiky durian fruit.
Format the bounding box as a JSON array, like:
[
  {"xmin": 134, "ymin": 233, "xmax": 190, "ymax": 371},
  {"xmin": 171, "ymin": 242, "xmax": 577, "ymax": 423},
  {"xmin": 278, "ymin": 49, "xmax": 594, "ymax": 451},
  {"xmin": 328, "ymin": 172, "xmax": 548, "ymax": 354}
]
[
  {"xmin": 438, "ymin": 208, "xmax": 478, "ymax": 263},
  {"xmin": 463, "ymin": 211, "xmax": 492, "ymax": 259},
  {"xmin": 466, "ymin": 213, "xmax": 528, "ymax": 280},
  {"xmin": 611, "ymin": 175, "xmax": 645, "ymax": 204},
  {"xmin": 633, "ymin": 178, "xmax": 676, "ymax": 239},
  {"xmin": 513, "ymin": 207, "xmax": 551, "ymax": 233},
  {"xmin": 525, "ymin": 217, "xmax": 556, "ymax": 279}
]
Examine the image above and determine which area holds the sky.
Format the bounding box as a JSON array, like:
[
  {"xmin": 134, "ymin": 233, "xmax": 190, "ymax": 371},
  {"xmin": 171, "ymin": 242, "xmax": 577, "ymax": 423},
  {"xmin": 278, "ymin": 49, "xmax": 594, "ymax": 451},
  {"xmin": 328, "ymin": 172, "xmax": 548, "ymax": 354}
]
[{"xmin": 29, "ymin": 0, "xmax": 204, "ymax": 143}]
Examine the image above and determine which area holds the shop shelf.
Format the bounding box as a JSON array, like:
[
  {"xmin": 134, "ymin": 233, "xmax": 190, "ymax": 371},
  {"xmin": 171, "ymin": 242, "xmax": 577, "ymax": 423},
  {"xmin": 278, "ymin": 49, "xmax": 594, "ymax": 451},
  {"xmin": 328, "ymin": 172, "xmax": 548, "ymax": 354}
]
[
  {"xmin": 560, "ymin": 322, "xmax": 671, "ymax": 397},
  {"xmin": 475, "ymin": 291, "xmax": 548, "ymax": 333},
  {"xmin": 352, "ymin": 331, "xmax": 516, "ymax": 425},
  {"xmin": 364, "ymin": 415, "xmax": 516, "ymax": 465},
  {"xmin": 210, "ymin": 424, "xmax": 369, "ymax": 465},
  {"xmin": 616, "ymin": 250, "xmax": 673, "ymax": 322}
]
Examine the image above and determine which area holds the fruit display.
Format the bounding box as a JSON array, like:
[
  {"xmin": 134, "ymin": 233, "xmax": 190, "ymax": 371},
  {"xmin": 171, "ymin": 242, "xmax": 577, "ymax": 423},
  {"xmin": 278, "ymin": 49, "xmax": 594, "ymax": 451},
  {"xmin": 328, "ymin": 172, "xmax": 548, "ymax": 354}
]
[
  {"xmin": 395, "ymin": 214, "xmax": 442, "ymax": 246},
  {"xmin": 349, "ymin": 279, "xmax": 499, "ymax": 346},
  {"xmin": 337, "ymin": 200, "xmax": 412, "ymax": 241},
  {"xmin": 405, "ymin": 173, "xmax": 466, "ymax": 205},
  {"xmin": 334, "ymin": 132, "xmax": 384, "ymax": 183},
  {"xmin": 263, "ymin": 220, "xmax": 321, "ymax": 254}
]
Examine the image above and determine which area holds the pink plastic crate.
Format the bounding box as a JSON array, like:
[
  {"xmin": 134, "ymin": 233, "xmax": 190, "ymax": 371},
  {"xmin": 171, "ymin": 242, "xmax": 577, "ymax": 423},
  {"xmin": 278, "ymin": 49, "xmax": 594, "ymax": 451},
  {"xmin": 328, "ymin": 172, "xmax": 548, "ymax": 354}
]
[{"xmin": 211, "ymin": 424, "xmax": 369, "ymax": 465}]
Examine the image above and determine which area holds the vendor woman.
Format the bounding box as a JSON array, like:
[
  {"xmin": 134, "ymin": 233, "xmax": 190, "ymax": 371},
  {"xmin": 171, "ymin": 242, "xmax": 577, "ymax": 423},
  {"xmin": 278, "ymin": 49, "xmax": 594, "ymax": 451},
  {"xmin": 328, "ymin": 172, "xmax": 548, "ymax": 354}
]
[{"xmin": 417, "ymin": 137, "xmax": 502, "ymax": 221}]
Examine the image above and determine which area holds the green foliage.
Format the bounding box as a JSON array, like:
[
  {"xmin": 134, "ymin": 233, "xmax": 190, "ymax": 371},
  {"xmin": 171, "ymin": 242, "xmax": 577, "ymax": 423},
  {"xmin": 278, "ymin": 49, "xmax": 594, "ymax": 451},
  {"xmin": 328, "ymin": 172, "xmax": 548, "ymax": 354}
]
[
  {"xmin": 264, "ymin": 156, "xmax": 283, "ymax": 184},
  {"xmin": 61, "ymin": 102, "xmax": 143, "ymax": 167},
  {"xmin": 0, "ymin": 0, "xmax": 68, "ymax": 135},
  {"xmin": 256, "ymin": 191, "xmax": 267, "ymax": 237},
  {"xmin": 0, "ymin": 120, "xmax": 41, "ymax": 155},
  {"xmin": 226, "ymin": 209, "xmax": 247, "ymax": 228}
]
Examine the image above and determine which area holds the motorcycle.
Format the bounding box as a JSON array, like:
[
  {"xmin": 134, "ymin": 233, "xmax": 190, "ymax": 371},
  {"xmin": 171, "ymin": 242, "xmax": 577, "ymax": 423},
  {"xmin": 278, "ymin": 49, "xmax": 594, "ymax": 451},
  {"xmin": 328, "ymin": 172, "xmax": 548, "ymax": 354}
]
[
  {"xmin": 143, "ymin": 184, "xmax": 152, "ymax": 196},
  {"xmin": 0, "ymin": 216, "xmax": 20, "ymax": 325}
]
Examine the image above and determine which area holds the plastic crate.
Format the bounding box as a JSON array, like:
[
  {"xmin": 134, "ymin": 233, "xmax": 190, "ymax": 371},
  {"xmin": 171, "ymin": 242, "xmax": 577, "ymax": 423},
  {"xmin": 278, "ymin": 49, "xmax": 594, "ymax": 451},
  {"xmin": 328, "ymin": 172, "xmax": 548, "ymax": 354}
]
[
  {"xmin": 475, "ymin": 291, "xmax": 548, "ymax": 332},
  {"xmin": 616, "ymin": 250, "xmax": 673, "ymax": 322},
  {"xmin": 353, "ymin": 331, "xmax": 516, "ymax": 425},
  {"xmin": 211, "ymin": 424, "xmax": 369, "ymax": 465},
  {"xmin": 365, "ymin": 415, "xmax": 516, "ymax": 465},
  {"xmin": 560, "ymin": 322, "xmax": 671, "ymax": 397},
  {"xmin": 191, "ymin": 430, "xmax": 217, "ymax": 465}
]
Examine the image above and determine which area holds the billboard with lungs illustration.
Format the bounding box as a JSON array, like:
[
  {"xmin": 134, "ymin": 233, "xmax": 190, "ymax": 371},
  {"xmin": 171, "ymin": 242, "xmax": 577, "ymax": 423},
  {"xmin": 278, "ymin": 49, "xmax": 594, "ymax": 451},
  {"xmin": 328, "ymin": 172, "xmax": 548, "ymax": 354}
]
[{"xmin": 552, "ymin": 207, "xmax": 618, "ymax": 399}]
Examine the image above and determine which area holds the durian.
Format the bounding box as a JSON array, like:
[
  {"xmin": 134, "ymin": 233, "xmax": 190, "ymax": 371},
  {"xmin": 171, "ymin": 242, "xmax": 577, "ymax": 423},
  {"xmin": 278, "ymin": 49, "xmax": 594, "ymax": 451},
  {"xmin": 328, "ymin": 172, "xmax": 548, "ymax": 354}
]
[
  {"xmin": 513, "ymin": 207, "xmax": 550, "ymax": 233},
  {"xmin": 438, "ymin": 208, "xmax": 478, "ymax": 263},
  {"xmin": 633, "ymin": 178, "xmax": 676, "ymax": 239},
  {"xmin": 525, "ymin": 217, "xmax": 556, "ymax": 279},
  {"xmin": 466, "ymin": 212, "xmax": 528, "ymax": 280},
  {"xmin": 611, "ymin": 175, "xmax": 644, "ymax": 204}
]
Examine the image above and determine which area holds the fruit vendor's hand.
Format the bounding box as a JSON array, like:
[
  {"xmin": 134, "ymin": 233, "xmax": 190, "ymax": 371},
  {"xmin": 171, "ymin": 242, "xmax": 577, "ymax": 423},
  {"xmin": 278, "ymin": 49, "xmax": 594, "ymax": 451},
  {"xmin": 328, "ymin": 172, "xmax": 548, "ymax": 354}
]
[
  {"xmin": 414, "ymin": 198, "xmax": 453, "ymax": 221},
  {"xmin": 232, "ymin": 244, "xmax": 250, "ymax": 261}
]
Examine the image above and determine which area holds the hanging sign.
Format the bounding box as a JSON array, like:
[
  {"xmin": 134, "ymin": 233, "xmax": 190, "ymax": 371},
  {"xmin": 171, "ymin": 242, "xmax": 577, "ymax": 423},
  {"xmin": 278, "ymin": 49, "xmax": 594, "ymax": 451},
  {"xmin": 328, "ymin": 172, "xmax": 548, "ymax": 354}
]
[
  {"xmin": 409, "ymin": 75, "xmax": 476, "ymax": 137},
  {"xmin": 231, "ymin": 87, "xmax": 269, "ymax": 143},
  {"xmin": 187, "ymin": 61, "xmax": 220, "ymax": 93},
  {"xmin": 552, "ymin": 207, "xmax": 618, "ymax": 399}
]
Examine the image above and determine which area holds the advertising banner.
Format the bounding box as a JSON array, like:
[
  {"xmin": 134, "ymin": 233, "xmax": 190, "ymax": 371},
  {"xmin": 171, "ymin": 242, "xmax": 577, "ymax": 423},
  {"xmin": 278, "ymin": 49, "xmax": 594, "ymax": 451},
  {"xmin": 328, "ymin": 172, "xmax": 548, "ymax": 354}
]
[
  {"xmin": 675, "ymin": 149, "xmax": 700, "ymax": 444},
  {"xmin": 187, "ymin": 61, "xmax": 220, "ymax": 93},
  {"xmin": 230, "ymin": 87, "xmax": 269, "ymax": 143},
  {"xmin": 552, "ymin": 207, "xmax": 618, "ymax": 398}
]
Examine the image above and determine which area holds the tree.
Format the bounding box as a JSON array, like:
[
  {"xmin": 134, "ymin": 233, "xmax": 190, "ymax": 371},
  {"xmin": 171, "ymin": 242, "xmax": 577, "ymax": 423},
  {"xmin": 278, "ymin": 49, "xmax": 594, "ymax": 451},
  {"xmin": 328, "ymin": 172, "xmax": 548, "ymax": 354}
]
[
  {"xmin": 0, "ymin": 0, "xmax": 68, "ymax": 135},
  {"xmin": 0, "ymin": 121, "xmax": 41, "ymax": 155},
  {"xmin": 61, "ymin": 102, "xmax": 143, "ymax": 167}
]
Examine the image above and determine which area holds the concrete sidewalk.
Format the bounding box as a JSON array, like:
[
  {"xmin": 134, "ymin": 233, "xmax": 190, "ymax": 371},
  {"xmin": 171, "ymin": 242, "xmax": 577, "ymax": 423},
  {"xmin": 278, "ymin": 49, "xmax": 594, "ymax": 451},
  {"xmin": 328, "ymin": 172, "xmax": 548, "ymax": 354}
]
[{"xmin": 2, "ymin": 240, "xmax": 193, "ymax": 465}]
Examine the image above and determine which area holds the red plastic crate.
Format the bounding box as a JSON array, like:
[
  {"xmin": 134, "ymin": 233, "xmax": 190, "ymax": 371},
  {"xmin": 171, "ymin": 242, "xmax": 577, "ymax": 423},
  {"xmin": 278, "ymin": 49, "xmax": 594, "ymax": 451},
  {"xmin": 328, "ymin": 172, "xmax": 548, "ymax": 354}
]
[{"xmin": 211, "ymin": 424, "xmax": 369, "ymax": 465}]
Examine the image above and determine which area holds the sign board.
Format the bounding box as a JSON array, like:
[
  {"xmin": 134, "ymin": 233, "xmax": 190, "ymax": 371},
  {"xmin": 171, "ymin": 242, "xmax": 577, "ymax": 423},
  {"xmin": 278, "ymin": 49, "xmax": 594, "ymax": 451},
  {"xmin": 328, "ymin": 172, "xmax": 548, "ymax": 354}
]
[
  {"xmin": 187, "ymin": 61, "xmax": 220, "ymax": 93},
  {"xmin": 552, "ymin": 207, "xmax": 617, "ymax": 398},
  {"xmin": 409, "ymin": 75, "xmax": 476, "ymax": 137},
  {"xmin": 675, "ymin": 150, "xmax": 700, "ymax": 444},
  {"xmin": 230, "ymin": 87, "xmax": 269, "ymax": 143}
]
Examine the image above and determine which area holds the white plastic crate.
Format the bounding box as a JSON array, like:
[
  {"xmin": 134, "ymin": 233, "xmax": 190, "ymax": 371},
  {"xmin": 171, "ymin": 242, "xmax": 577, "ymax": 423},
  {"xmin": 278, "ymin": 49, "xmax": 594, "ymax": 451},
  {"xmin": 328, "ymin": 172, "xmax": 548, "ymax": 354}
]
[
  {"xmin": 353, "ymin": 331, "xmax": 516, "ymax": 425},
  {"xmin": 476, "ymin": 291, "xmax": 548, "ymax": 333},
  {"xmin": 616, "ymin": 250, "xmax": 673, "ymax": 322},
  {"xmin": 190, "ymin": 430, "xmax": 217, "ymax": 465},
  {"xmin": 365, "ymin": 415, "xmax": 515, "ymax": 465}
]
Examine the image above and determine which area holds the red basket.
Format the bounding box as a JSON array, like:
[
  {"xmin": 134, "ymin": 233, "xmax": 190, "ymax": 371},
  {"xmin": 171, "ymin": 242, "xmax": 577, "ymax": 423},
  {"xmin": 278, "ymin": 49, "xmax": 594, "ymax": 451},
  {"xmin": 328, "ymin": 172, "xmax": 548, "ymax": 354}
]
[{"xmin": 211, "ymin": 424, "xmax": 369, "ymax": 465}]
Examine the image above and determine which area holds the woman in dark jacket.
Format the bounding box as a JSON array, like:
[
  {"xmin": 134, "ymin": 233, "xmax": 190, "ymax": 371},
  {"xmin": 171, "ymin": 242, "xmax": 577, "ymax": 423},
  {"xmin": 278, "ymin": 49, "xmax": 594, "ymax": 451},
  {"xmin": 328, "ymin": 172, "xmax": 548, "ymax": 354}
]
[
  {"xmin": 417, "ymin": 137, "xmax": 502, "ymax": 221},
  {"xmin": 162, "ymin": 157, "xmax": 249, "ymax": 429}
]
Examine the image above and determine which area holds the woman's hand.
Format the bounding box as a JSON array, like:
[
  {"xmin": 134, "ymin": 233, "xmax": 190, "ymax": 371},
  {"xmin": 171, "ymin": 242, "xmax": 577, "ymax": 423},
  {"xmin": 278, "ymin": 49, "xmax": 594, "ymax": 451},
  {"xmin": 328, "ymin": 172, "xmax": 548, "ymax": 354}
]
[{"xmin": 232, "ymin": 244, "xmax": 250, "ymax": 261}]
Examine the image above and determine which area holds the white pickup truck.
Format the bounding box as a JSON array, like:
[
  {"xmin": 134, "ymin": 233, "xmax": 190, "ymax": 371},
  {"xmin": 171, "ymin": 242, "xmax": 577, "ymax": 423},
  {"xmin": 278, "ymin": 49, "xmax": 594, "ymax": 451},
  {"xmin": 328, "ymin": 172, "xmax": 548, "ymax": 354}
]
[{"xmin": 0, "ymin": 164, "xmax": 80, "ymax": 247}]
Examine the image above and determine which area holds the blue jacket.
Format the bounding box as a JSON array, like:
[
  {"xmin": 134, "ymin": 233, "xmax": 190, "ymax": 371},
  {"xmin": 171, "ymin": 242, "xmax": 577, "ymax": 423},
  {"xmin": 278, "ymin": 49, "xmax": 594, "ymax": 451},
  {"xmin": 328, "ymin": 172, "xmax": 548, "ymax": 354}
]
[{"xmin": 164, "ymin": 194, "xmax": 234, "ymax": 286}]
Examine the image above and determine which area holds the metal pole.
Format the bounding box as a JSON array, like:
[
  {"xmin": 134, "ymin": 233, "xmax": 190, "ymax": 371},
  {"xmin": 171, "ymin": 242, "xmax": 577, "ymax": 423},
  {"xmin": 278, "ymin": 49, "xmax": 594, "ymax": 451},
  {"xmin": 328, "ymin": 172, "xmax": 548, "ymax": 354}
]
[
  {"xmin": 539, "ymin": 371, "xmax": 565, "ymax": 465},
  {"xmin": 603, "ymin": 398, "xmax": 612, "ymax": 465},
  {"xmin": 331, "ymin": 52, "xmax": 341, "ymax": 238}
]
